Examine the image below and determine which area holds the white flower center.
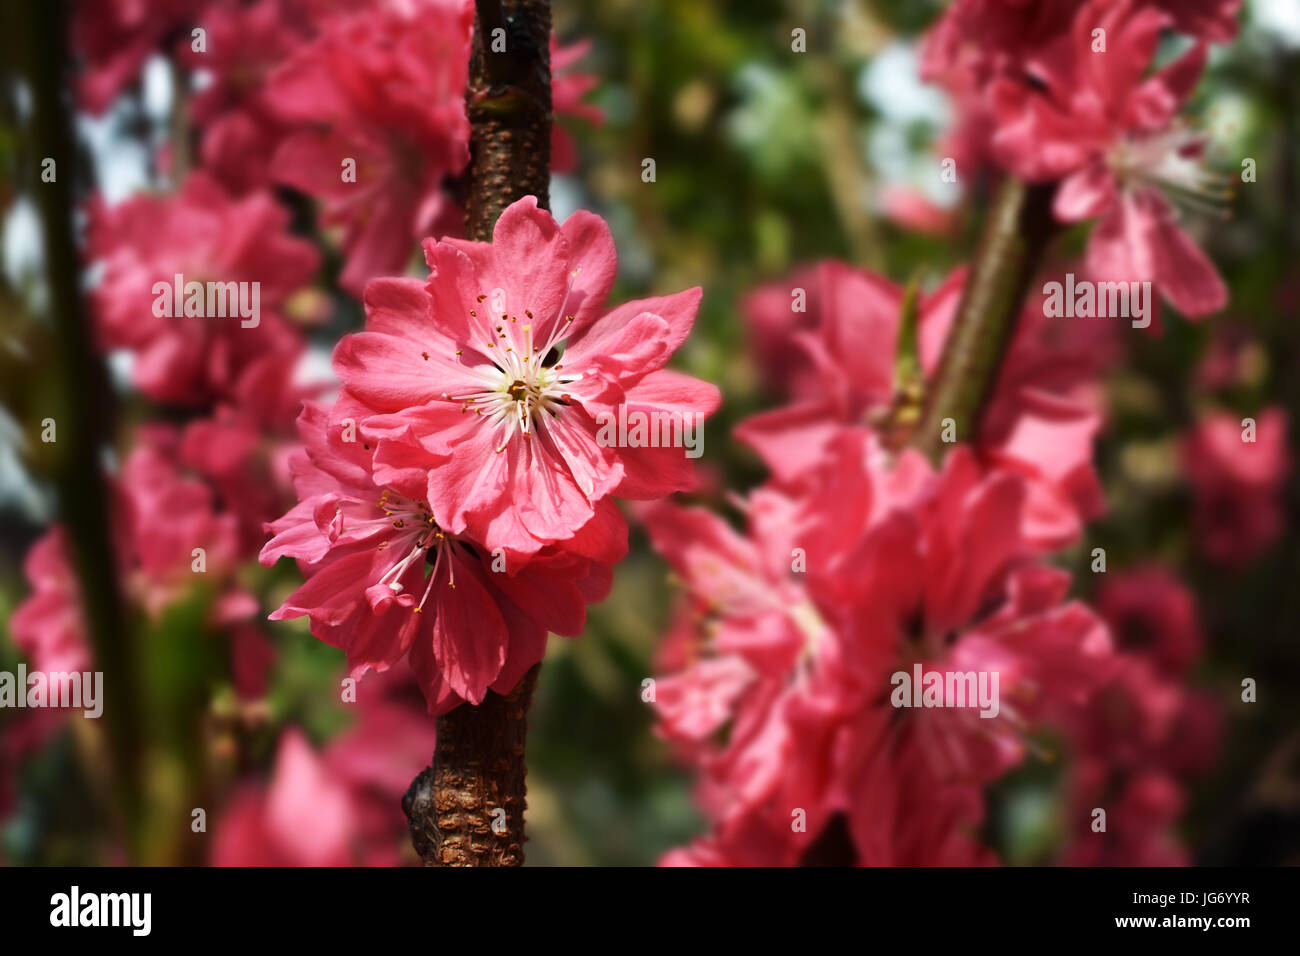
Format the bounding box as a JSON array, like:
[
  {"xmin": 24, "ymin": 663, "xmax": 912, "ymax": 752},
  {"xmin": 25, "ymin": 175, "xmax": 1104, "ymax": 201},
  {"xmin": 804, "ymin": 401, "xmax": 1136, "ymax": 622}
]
[
  {"xmin": 441, "ymin": 273, "xmax": 586, "ymax": 452},
  {"xmin": 1108, "ymin": 124, "xmax": 1233, "ymax": 219},
  {"xmin": 367, "ymin": 490, "xmax": 456, "ymax": 612}
]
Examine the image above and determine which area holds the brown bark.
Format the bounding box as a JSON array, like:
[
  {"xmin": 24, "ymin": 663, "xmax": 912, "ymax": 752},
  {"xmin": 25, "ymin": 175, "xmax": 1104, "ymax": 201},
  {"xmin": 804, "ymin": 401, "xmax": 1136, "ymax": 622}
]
[
  {"xmin": 404, "ymin": 664, "xmax": 540, "ymax": 866},
  {"xmin": 404, "ymin": 0, "xmax": 551, "ymax": 867},
  {"xmin": 464, "ymin": 0, "xmax": 553, "ymax": 238}
]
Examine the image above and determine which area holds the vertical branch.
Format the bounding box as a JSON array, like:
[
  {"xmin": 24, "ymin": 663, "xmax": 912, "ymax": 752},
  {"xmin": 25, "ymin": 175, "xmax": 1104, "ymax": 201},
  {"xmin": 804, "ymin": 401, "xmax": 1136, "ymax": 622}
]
[
  {"xmin": 404, "ymin": 665, "xmax": 539, "ymax": 866},
  {"xmin": 18, "ymin": 0, "xmax": 143, "ymax": 858},
  {"xmin": 464, "ymin": 0, "xmax": 552, "ymax": 237},
  {"xmin": 912, "ymin": 177, "xmax": 1058, "ymax": 462},
  {"xmin": 404, "ymin": 0, "xmax": 551, "ymax": 867}
]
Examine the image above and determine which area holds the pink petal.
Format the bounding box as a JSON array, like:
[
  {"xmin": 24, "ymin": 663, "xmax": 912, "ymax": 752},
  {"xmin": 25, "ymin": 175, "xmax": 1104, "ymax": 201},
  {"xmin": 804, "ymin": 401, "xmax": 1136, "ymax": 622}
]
[
  {"xmin": 733, "ymin": 401, "xmax": 841, "ymax": 483},
  {"xmin": 610, "ymin": 369, "xmax": 721, "ymax": 499},
  {"xmin": 332, "ymin": 331, "xmax": 471, "ymax": 411},
  {"xmin": 430, "ymin": 556, "xmax": 508, "ymax": 702},
  {"xmin": 1128, "ymin": 43, "xmax": 1207, "ymax": 132},
  {"xmin": 1054, "ymin": 162, "xmax": 1117, "ymax": 223},
  {"xmin": 1144, "ymin": 195, "xmax": 1228, "ymax": 318},
  {"xmin": 567, "ymin": 287, "xmax": 702, "ymax": 377},
  {"xmin": 560, "ymin": 209, "xmax": 618, "ymax": 333}
]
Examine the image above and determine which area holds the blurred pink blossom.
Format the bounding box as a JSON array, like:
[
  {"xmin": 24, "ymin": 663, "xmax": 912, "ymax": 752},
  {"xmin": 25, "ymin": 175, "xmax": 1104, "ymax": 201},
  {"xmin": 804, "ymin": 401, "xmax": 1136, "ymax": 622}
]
[
  {"xmin": 88, "ymin": 172, "xmax": 317, "ymax": 406},
  {"xmin": 551, "ymin": 38, "xmax": 603, "ymax": 173},
  {"xmin": 648, "ymin": 438, "xmax": 1113, "ymax": 866},
  {"xmin": 266, "ymin": 0, "xmax": 473, "ymax": 294},
  {"xmin": 734, "ymin": 262, "xmax": 1104, "ymax": 548},
  {"xmin": 1183, "ymin": 406, "xmax": 1290, "ymax": 566}
]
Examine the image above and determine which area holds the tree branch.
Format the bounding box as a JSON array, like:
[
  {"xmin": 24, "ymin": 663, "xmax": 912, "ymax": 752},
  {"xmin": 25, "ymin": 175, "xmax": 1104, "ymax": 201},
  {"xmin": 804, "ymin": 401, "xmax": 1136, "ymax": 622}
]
[
  {"xmin": 464, "ymin": 0, "xmax": 552, "ymax": 236},
  {"xmin": 404, "ymin": 664, "xmax": 539, "ymax": 866},
  {"xmin": 404, "ymin": 0, "xmax": 552, "ymax": 868},
  {"xmin": 912, "ymin": 177, "xmax": 1058, "ymax": 462},
  {"xmin": 17, "ymin": 0, "xmax": 143, "ymax": 859}
]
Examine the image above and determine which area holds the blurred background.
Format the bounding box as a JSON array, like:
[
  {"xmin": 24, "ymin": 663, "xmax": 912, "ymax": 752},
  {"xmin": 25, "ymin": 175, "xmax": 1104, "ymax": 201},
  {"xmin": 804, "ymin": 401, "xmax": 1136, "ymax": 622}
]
[{"xmin": 2, "ymin": 0, "xmax": 1300, "ymax": 865}]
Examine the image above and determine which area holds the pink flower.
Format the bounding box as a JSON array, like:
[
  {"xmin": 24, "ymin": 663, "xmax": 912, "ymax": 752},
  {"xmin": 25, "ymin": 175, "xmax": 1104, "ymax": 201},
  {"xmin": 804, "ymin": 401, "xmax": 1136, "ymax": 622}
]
[
  {"xmin": 1182, "ymin": 407, "xmax": 1290, "ymax": 566},
  {"xmin": 228, "ymin": 623, "xmax": 277, "ymax": 701},
  {"xmin": 648, "ymin": 437, "xmax": 1113, "ymax": 866},
  {"xmin": 325, "ymin": 674, "xmax": 436, "ymax": 805},
  {"xmin": 323, "ymin": 671, "xmax": 438, "ymax": 865},
  {"xmin": 212, "ymin": 668, "xmax": 437, "ymax": 867},
  {"xmin": 118, "ymin": 426, "xmax": 244, "ymax": 615},
  {"xmin": 831, "ymin": 449, "xmax": 1113, "ymax": 789},
  {"xmin": 9, "ymin": 530, "xmax": 91, "ymax": 675},
  {"xmin": 266, "ymin": 0, "xmax": 473, "ymax": 295},
  {"xmin": 88, "ymin": 173, "xmax": 318, "ymax": 406},
  {"xmin": 922, "ymin": 0, "xmax": 1238, "ymax": 83},
  {"xmin": 10, "ymin": 427, "xmax": 260, "ymax": 692},
  {"xmin": 333, "ymin": 196, "xmax": 720, "ymax": 556},
  {"xmin": 1063, "ymin": 764, "xmax": 1189, "ymax": 866},
  {"xmin": 1061, "ymin": 605, "xmax": 1220, "ymax": 866},
  {"xmin": 1065, "ymin": 647, "xmax": 1220, "ymax": 784},
  {"xmin": 213, "ymin": 729, "xmax": 358, "ymax": 866},
  {"xmin": 179, "ymin": 0, "xmax": 312, "ymax": 194},
  {"xmin": 1095, "ymin": 563, "xmax": 1204, "ymax": 676},
  {"xmin": 922, "ymin": 0, "xmax": 1236, "ymax": 318},
  {"xmin": 644, "ymin": 436, "xmax": 908, "ymax": 864},
  {"xmin": 922, "ymin": 0, "xmax": 1085, "ymax": 83},
  {"xmin": 740, "ymin": 264, "xmax": 824, "ymax": 399},
  {"xmin": 71, "ymin": 0, "xmax": 201, "ymax": 114},
  {"xmin": 179, "ymin": 350, "xmax": 323, "ymax": 554},
  {"xmin": 734, "ymin": 262, "xmax": 1104, "ymax": 548},
  {"xmin": 260, "ymin": 398, "xmax": 623, "ymax": 710},
  {"xmin": 1070, "ymin": 656, "xmax": 1185, "ymax": 763},
  {"xmin": 989, "ymin": 0, "xmax": 1228, "ymax": 316},
  {"xmin": 551, "ymin": 38, "xmax": 603, "ymax": 173}
]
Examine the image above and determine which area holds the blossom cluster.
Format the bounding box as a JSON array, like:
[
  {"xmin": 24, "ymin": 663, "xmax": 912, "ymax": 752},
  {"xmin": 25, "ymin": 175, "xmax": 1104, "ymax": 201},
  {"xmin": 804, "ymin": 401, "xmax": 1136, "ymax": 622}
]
[
  {"xmin": 921, "ymin": 0, "xmax": 1239, "ymax": 319},
  {"xmin": 261, "ymin": 198, "xmax": 719, "ymax": 710},
  {"xmin": 644, "ymin": 0, "xmax": 1279, "ymax": 866},
  {"xmin": 647, "ymin": 258, "xmax": 1250, "ymax": 863},
  {"xmin": 6, "ymin": 0, "xmax": 615, "ymax": 865}
]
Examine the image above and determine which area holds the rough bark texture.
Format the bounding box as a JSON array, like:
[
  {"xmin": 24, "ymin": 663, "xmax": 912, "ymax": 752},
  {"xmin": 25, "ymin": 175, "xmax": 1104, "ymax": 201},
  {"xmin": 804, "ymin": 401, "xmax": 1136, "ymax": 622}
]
[
  {"xmin": 912, "ymin": 177, "xmax": 1058, "ymax": 462},
  {"xmin": 404, "ymin": 0, "xmax": 551, "ymax": 867},
  {"xmin": 405, "ymin": 664, "xmax": 540, "ymax": 866},
  {"xmin": 464, "ymin": 0, "xmax": 552, "ymax": 237}
]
